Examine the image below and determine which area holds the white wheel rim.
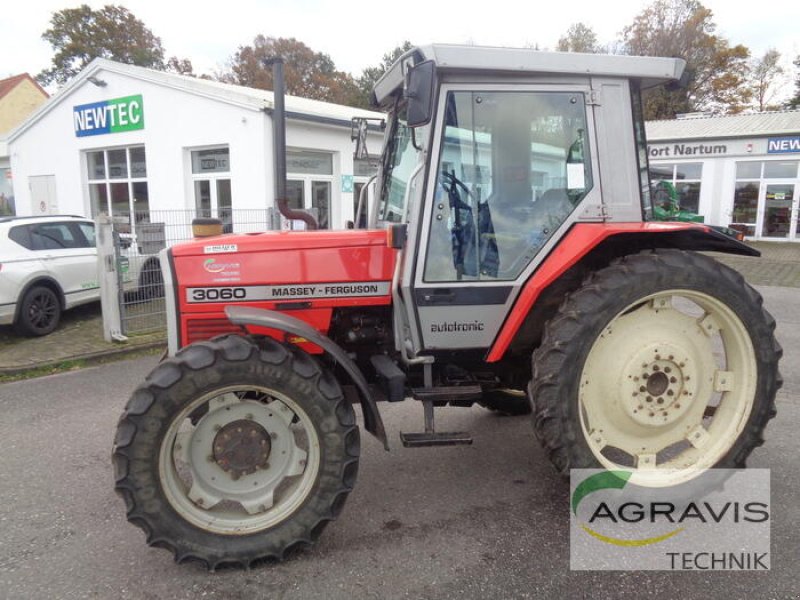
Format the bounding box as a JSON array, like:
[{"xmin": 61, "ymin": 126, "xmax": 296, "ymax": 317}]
[
  {"xmin": 159, "ymin": 385, "xmax": 320, "ymax": 535},
  {"xmin": 579, "ymin": 290, "xmax": 757, "ymax": 487}
]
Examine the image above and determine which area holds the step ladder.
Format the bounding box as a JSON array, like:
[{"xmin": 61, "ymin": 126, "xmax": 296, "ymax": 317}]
[{"xmin": 399, "ymin": 364, "xmax": 478, "ymax": 447}]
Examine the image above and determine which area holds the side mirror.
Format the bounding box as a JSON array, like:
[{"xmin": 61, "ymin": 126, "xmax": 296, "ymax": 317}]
[{"xmin": 405, "ymin": 60, "xmax": 436, "ymax": 128}]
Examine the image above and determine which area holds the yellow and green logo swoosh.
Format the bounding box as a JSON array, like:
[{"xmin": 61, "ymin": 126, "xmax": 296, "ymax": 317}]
[{"xmin": 572, "ymin": 471, "xmax": 684, "ymax": 547}]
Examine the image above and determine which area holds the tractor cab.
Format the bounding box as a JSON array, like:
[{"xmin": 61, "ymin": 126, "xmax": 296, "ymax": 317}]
[{"xmin": 363, "ymin": 45, "xmax": 686, "ymax": 357}]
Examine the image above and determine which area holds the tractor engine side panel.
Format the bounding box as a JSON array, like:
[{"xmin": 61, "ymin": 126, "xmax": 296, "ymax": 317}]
[{"xmin": 170, "ymin": 238, "xmax": 395, "ymax": 351}]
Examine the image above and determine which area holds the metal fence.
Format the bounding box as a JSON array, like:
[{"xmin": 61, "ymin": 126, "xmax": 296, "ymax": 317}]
[{"xmin": 105, "ymin": 209, "xmax": 277, "ymax": 337}]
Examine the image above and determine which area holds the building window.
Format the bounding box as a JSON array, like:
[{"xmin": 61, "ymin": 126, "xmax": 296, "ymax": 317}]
[
  {"xmin": 86, "ymin": 146, "xmax": 149, "ymax": 234},
  {"xmin": 731, "ymin": 182, "xmax": 759, "ymax": 236},
  {"xmin": 0, "ymin": 167, "xmax": 14, "ymax": 216},
  {"xmin": 286, "ymin": 150, "xmax": 334, "ymax": 229},
  {"xmin": 733, "ymin": 160, "xmax": 799, "ymax": 239},
  {"xmin": 191, "ymin": 147, "xmax": 232, "ymax": 232},
  {"xmin": 649, "ymin": 162, "xmax": 703, "ymax": 214}
]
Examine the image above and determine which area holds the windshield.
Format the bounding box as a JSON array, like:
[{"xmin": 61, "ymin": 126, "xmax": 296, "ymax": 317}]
[{"xmin": 378, "ymin": 100, "xmax": 423, "ymax": 223}]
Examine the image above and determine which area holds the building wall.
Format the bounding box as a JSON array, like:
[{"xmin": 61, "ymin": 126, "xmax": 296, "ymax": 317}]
[
  {"xmin": 10, "ymin": 71, "xmax": 268, "ymax": 219},
  {"xmin": 0, "ymin": 78, "xmax": 48, "ymax": 135},
  {"xmin": 8, "ymin": 69, "xmax": 383, "ymax": 230},
  {"xmin": 648, "ymin": 135, "xmax": 800, "ymax": 241}
]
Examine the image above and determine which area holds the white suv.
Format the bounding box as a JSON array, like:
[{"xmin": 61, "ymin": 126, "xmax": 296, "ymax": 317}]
[{"xmin": 0, "ymin": 215, "xmax": 159, "ymax": 336}]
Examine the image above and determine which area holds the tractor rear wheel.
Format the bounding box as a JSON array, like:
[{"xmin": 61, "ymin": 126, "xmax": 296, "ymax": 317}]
[
  {"xmin": 530, "ymin": 250, "xmax": 781, "ymax": 487},
  {"xmin": 113, "ymin": 334, "xmax": 360, "ymax": 569}
]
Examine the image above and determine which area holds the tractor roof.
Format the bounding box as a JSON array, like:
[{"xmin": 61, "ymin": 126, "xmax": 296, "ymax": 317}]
[{"xmin": 374, "ymin": 44, "xmax": 686, "ymax": 107}]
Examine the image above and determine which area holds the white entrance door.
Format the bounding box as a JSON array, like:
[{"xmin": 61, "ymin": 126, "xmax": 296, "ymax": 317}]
[
  {"xmin": 194, "ymin": 178, "xmax": 232, "ymax": 232},
  {"xmin": 29, "ymin": 175, "xmax": 57, "ymax": 215}
]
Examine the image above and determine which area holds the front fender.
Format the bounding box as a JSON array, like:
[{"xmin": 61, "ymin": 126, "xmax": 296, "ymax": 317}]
[{"xmin": 225, "ymin": 305, "xmax": 389, "ymax": 450}]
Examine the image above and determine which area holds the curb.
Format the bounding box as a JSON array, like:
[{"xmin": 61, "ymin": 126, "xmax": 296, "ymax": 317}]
[{"xmin": 0, "ymin": 338, "xmax": 166, "ymax": 377}]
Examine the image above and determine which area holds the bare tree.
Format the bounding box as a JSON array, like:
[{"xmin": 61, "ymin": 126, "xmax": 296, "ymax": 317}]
[
  {"xmin": 557, "ymin": 23, "xmax": 600, "ymax": 53},
  {"xmin": 748, "ymin": 49, "xmax": 785, "ymax": 112},
  {"xmin": 785, "ymin": 55, "xmax": 800, "ymax": 109}
]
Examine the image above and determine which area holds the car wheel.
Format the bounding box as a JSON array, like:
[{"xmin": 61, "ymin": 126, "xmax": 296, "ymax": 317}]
[{"xmin": 15, "ymin": 285, "xmax": 61, "ymax": 336}]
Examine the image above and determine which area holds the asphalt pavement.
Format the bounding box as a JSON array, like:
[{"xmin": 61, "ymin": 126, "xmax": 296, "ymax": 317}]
[{"xmin": 0, "ymin": 286, "xmax": 798, "ymax": 599}]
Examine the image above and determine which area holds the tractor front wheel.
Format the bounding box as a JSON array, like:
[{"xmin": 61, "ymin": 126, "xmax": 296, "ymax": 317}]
[
  {"xmin": 530, "ymin": 250, "xmax": 781, "ymax": 487},
  {"xmin": 113, "ymin": 335, "xmax": 360, "ymax": 569}
]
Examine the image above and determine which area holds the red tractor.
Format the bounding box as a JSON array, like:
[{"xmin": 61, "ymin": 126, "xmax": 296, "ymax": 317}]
[{"xmin": 113, "ymin": 46, "xmax": 782, "ymax": 568}]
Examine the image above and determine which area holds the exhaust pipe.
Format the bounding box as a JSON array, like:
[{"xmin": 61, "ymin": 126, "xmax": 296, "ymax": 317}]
[{"xmin": 264, "ymin": 57, "xmax": 318, "ymax": 230}]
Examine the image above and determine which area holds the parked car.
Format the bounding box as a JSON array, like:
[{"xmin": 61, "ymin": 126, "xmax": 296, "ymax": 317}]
[{"xmin": 0, "ymin": 215, "xmax": 161, "ymax": 336}]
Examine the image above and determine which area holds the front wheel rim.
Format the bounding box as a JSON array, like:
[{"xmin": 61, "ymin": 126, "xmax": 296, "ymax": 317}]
[
  {"xmin": 579, "ymin": 290, "xmax": 757, "ymax": 487},
  {"xmin": 29, "ymin": 292, "xmax": 57, "ymax": 330},
  {"xmin": 159, "ymin": 385, "xmax": 321, "ymax": 535}
]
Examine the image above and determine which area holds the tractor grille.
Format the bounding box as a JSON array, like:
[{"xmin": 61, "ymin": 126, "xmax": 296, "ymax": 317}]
[{"xmin": 185, "ymin": 318, "xmax": 241, "ymax": 344}]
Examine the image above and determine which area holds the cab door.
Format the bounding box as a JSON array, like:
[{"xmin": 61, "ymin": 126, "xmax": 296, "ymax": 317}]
[{"xmin": 407, "ymin": 85, "xmax": 600, "ymax": 351}]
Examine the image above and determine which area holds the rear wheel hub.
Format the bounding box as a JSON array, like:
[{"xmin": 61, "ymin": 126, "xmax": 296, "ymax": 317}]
[
  {"xmin": 213, "ymin": 419, "xmax": 271, "ymax": 479},
  {"xmin": 621, "ymin": 346, "xmax": 694, "ymax": 427}
]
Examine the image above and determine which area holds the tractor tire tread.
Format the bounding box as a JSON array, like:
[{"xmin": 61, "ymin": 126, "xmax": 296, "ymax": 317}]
[
  {"xmin": 112, "ymin": 334, "xmax": 359, "ymax": 570},
  {"xmin": 529, "ymin": 250, "xmax": 781, "ymax": 478}
]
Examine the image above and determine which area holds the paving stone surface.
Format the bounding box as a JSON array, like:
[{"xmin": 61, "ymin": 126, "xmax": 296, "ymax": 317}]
[
  {"xmin": 708, "ymin": 242, "xmax": 800, "ymax": 288},
  {"xmin": 0, "ymin": 302, "xmax": 165, "ymax": 374}
]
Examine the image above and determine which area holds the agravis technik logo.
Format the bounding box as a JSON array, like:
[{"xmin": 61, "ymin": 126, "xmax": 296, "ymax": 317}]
[{"xmin": 570, "ymin": 469, "xmax": 771, "ymax": 571}]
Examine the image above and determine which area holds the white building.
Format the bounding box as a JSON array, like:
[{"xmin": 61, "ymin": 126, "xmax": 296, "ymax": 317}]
[
  {"xmin": 646, "ymin": 111, "xmax": 800, "ymax": 241},
  {"xmin": 6, "ymin": 59, "xmax": 384, "ymax": 241}
]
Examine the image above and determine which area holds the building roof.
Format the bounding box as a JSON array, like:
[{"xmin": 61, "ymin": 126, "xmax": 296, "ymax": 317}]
[
  {"xmin": 8, "ymin": 59, "xmax": 383, "ymax": 142},
  {"xmin": 646, "ymin": 110, "xmax": 800, "ymax": 142},
  {"xmin": 0, "ymin": 73, "xmax": 48, "ymax": 102}
]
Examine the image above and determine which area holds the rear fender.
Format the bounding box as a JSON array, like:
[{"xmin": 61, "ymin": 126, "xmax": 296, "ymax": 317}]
[
  {"xmin": 486, "ymin": 222, "xmax": 757, "ymax": 363},
  {"xmin": 225, "ymin": 305, "xmax": 389, "ymax": 450}
]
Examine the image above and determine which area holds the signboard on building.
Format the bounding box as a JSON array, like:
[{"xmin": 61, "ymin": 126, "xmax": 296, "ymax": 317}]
[
  {"xmin": 647, "ymin": 138, "xmax": 768, "ymax": 159},
  {"xmin": 767, "ymin": 136, "xmax": 800, "ymax": 154},
  {"xmin": 73, "ymin": 95, "xmax": 144, "ymax": 137}
]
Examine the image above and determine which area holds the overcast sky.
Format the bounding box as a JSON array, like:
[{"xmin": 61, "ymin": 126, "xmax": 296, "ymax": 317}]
[{"xmin": 3, "ymin": 0, "xmax": 799, "ymax": 96}]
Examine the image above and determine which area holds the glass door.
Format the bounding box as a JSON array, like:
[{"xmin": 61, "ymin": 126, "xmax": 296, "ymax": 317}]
[
  {"xmin": 191, "ymin": 147, "xmax": 232, "ymax": 230},
  {"xmin": 311, "ymin": 181, "xmax": 330, "ymax": 229},
  {"xmin": 283, "ymin": 178, "xmax": 331, "ymax": 229},
  {"xmin": 284, "ymin": 180, "xmax": 305, "ymax": 230},
  {"xmin": 760, "ymin": 183, "xmax": 795, "ymax": 239}
]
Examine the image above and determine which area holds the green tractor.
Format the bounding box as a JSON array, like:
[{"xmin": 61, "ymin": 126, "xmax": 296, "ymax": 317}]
[{"xmin": 652, "ymin": 180, "xmax": 745, "ymax": 240}]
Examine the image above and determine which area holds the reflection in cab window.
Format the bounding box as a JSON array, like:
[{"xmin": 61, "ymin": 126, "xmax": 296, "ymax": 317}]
[
  {"xmin": 424, "ymin": 91, "xmax": 592, "ymax": 282},
  {"xmin": 379, "ymin": 103, "xmax": 426, "ymax": 223}
]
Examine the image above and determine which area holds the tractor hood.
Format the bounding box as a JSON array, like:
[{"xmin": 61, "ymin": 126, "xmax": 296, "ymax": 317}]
[
  {"xmin": 171, "ymin": 228, "xmax": 390, "ymax": 257},
  {"xmin": 169, "ymin": 228, "xmax": 396, "ymax": 311}
]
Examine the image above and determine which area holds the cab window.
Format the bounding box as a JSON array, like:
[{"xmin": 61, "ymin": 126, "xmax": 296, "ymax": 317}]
[{"xmin": 424, "ymin": 91, "xmax": 592, "ymax": 282}]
